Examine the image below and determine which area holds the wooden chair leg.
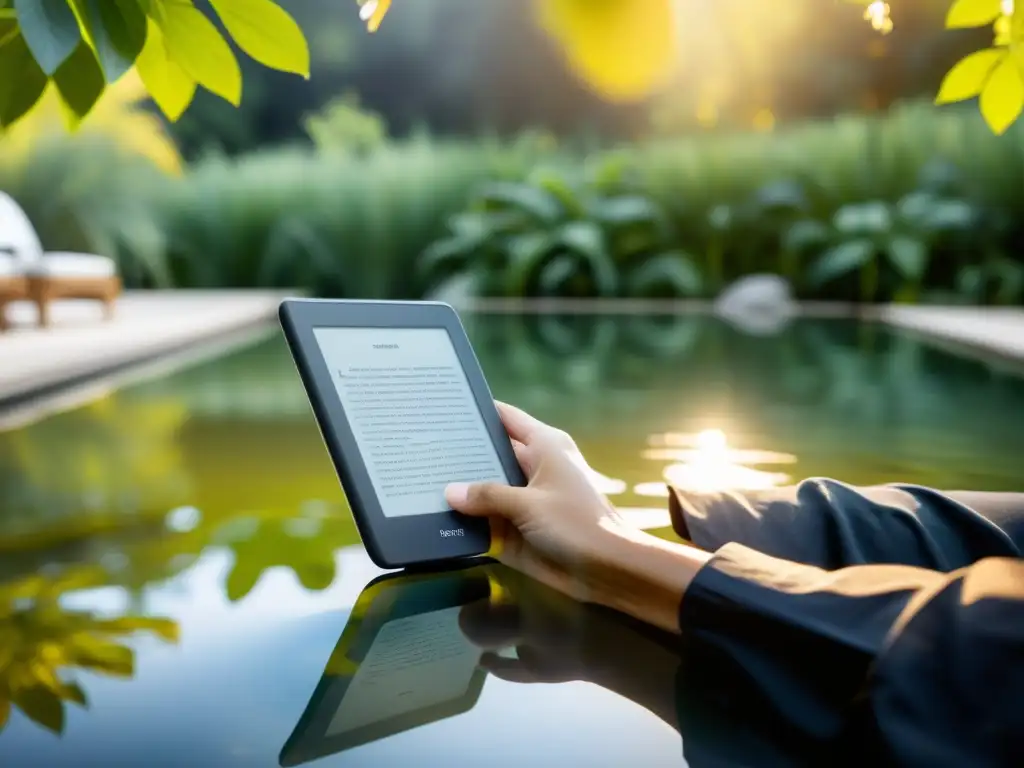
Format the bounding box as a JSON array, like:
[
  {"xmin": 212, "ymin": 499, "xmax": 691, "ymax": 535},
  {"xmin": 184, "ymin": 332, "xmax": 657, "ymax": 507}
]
[
  {"xmin": 0, "ymin": 301, "xmax": 8, "ymax": 333},
  {"xmin": 37, "ymin": 294, "xmax": 51, "ymax": 328}
]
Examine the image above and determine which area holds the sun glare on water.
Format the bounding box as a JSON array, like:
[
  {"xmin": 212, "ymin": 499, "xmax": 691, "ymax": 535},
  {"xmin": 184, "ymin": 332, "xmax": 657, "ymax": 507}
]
[{"xmin": 634, "ymin": 428, "xmax": 795, "ymax": 495}]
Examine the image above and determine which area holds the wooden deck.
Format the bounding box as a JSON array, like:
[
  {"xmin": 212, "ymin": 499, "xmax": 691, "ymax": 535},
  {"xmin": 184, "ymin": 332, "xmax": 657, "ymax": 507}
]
[
  {"xmin": 0, "ymin": 291, "xmax": 291, "ymax": 426},
  {"xmin": 878, "ymin": 305, "xmax": 1024, "ymax": 365}
]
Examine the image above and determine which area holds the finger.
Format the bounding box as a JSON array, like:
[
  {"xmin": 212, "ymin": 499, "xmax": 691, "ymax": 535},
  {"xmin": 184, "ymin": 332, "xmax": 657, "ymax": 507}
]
[
  {"xmin": 458, "ymin": 602, "xmax": 523, "ymax": 649},
  {"xmin": 495, "ymin": 401, "xmax": 545, "ymax": 445},
  {"xmin": 511, "ymin": 439, "xmax": 532, "ymax": 477},
  {"xmin": 479, "ymin": 651, "xmax": 541, "ymax": 684},
  {"xmin": 445, "ymin": 481, "xmax": 533, "ymax": 524}
]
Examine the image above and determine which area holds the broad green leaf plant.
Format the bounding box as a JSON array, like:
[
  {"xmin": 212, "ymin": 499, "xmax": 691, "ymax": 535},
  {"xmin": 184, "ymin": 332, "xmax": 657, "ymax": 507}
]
[{"xmin": 0, "ymin": 0, "xmax": 309, "ymax": 130}]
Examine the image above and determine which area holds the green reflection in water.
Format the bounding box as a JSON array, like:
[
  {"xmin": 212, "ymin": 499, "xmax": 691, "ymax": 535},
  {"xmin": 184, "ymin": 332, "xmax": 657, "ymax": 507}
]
[
  {"xmin": 0, "ymin": 313, "xmax": 1023, "ymax": 705},
  {"xmin": 0, "ymin": 567, "xmax": 178, "ymax": 736}
]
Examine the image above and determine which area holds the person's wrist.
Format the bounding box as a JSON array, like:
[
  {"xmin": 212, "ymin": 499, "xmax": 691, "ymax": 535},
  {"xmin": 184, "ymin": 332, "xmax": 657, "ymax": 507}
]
[{"xmin": 583, "ymin": 523, "xmax": 711, "ymax": 634}]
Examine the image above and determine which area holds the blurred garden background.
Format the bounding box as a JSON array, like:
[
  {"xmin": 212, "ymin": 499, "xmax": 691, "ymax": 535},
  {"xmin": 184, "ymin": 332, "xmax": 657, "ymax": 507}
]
[
  {"xmin": 2, "ymin": 0, "xmax": 1023, "ymax": 307},
  {"xmin": 7, "ymin": 1, "xmax": 1024, "ymax": 738}
]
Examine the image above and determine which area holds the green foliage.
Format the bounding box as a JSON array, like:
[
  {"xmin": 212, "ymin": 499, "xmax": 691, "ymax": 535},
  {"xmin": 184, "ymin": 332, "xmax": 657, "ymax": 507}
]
[
  {"xmin": 0, "ymin": 135, "xmax": 173, "ymax": 287},
  {"xmin": 3, "ymin": 100, "xmax": 1024, "ymax": 305},
  {"xmin": 0, "ymin": 567, "xmax": 178, "ymax": 736},
  {"xmin": 0, "ymin": 0, "xmax": 309, "ymax": 129},
  {"xmin": 303, "ymin": 93, "xmax": 387, "ymax": 156},
  {"xmin": 153, "ymin": 135, "xmax": 546, "ymax": 297},
  {"xmin": 420, "ymin": 157, "xmax": 703, "ymax": 299}
]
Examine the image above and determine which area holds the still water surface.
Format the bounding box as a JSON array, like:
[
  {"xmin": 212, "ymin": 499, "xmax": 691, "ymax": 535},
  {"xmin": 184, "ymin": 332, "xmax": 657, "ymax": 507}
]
[{"xmin": 1, "ymin": 312, "xmax": 1023, "ymax": 766}]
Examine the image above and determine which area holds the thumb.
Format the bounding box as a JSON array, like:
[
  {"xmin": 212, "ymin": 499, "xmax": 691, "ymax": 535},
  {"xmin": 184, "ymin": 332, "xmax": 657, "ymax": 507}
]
[{"xmin": 445, "ymin": 481, "xmax": 532, "ymax": 524}]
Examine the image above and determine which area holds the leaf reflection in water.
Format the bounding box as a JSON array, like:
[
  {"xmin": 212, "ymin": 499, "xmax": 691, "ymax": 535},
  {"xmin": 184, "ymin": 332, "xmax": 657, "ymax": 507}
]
[
  {"xmin": 0, "ymin": 568, "xmax": 178, "ymax": 737},
  {"xmin": 636, "ymin": 429, "xmax": 796, "ymax": 496}
]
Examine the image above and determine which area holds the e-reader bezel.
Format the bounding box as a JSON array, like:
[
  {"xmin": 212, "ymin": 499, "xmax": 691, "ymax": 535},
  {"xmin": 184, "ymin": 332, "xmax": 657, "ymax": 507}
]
[
  {"xmin": 279, "ymin": 299, "xmax": 526, "ymax": 569},
  {"xmin": 278, "ymin": 563, "xmax": 494, "ymax": 766}
]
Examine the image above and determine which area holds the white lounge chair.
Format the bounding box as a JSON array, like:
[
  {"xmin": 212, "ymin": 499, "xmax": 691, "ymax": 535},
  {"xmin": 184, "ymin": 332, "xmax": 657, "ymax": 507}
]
[{"xmin": 0, "ymin": 191, "xmax": 121, "ymax": 330}]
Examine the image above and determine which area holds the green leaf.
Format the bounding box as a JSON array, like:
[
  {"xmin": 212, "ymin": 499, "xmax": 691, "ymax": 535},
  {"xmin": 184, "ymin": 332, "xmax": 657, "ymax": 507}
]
[
  {"xmin": 808, "ymin": 239, "xmax": 875, "ymax": 287},
  {"xmin": 956, "ymin": 265, "xmax": 984, "ymax": 299},
  {"xmin": 505, "ymin": 231, "xmax": 554, "ymax": 296},
  {"xmin": 886, "ymin": 236, "xmax": 928, "ymax": 280},
  {"xmin": 52, "ymin": 40, "xmax": 104, "ymax": 124},
  {"xmin": 782, "ymin": 219, "xmax": 831, "ymax": 253},
  {"xmin": 625, "ymin": 252, "xmax": 703, "ymax": 298},
  {"xmin": 584, "ymin": 151, "xmax": 629, "ymax": 193},
  {"xmin": 94, "ymin": 616, "xmax": 180, "ymax": 643},
  {"xmin": 753, "ymin": 179, "xmax": 807, "ymax": 214},
  {"xmin": 153, "ymin": 0, "xmax": 241, "ymax": 106},
  {"xmin": 935, "ymin": 49, "xmax": 1003, "ymax": 104},
  {"xmin": 448, "ymin": 210, "xmax": 521, "ymax": 240},
  {"xmin": 895, "ymin": 191, "xmax": 936, "ymax": 225},
  {"xmin": 135, "ymin": 17, "xmax": 195, "ymax": 120},
  {"xmin": 530, "ymin": 168, "xmax": 586, "ymax": 218},
  {"xmin": 555, "ymin": 221, "xmax": 618, "ymax": 296},
  {"xmin": 833, "ymin": 202, "xmax": 892, "ymax": 236},
  {"xmin": 537, "ymin": 254, "xmax": 578, "ymax": 296},
  {"xmin": 14, "ymin": 0, "xmax": 80, "ymax": 74},
  {"xmin": 75, "ymin": 0, "xmax": 147, "ymax": 82},
  {"xmin": 945, "ymin": 0, "xmax": 1001, "ymax": 28},
  {"xmin": 591, "ymin": 194, "xmax": 671, "ymax": 240},
  {"xmin": 67, "ymin": 636, "xmax": 134, "ymax": 677},
  {"xmin": 0, "ymin": 698, "xmax": 9, "ymax": 730},
  {"xmin": 922, "ymin": 200, "xmax": 976, "ymax": 233},
  {"xmin": 58, "ymin": 681, "xmax": 88, "ymax": 707},
  {"xmin": 980, "ymin": 56, "xmax": 1024, "ymax": 135},
  {"xmin": 209, "ymin": 0, "xmax": 309, "ymax": 78},
  {"xmin": 0, "ymin": 24, "xmax": 48, "ymax": 128},
  {"xmin": 418, "ymin": 236, "xmax": 473, "ymax": 281},
  {"xmin": 11, "ymin": 685, "xmax": 64, "ymax": 734},
  {"xmin": 477, "ymin": 181, "xmax": 563, "ymax": 225}
]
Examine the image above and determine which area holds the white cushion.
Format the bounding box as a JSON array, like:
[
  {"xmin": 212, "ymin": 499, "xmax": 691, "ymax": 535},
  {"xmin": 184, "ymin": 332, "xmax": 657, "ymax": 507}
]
[
  {"xmin": 0, "ymin": 253, "xmax": 23, "ymax": 277},
  {"xmin": 27, "ymin": 252, "xmax": 117, "ymax": 279}
]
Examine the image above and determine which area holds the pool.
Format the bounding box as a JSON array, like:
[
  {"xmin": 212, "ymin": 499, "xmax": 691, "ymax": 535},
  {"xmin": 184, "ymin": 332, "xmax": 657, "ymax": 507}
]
[{"xmin": 1, "ymin": 312, "xmax": 1022, "ymax": 766}]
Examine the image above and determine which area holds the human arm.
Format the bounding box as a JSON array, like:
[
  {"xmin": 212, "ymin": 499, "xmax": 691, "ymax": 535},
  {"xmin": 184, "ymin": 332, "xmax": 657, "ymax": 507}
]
[{"xmin": 446, "ymin": 403, "xmax": 1024, "ymax": 762}]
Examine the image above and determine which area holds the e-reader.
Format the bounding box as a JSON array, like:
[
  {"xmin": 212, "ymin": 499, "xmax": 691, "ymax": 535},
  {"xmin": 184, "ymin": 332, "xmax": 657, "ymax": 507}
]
[
  {"xmin": 278, "ymin": 564, "xmax": 494, "ymax": 766},
  {"xmin": 279, "ymin": 299, "xmax": 526, "ymax": 569}
]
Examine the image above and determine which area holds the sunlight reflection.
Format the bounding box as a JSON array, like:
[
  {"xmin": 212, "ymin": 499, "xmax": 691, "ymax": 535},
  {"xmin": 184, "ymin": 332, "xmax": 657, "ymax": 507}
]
[
  {"xmin": 863, "ymin": 1, "xmax": 893, "ymax": 35},
  {"xmin": 635, "ymin": 429, "xmax": 796, "ymax": 495}
]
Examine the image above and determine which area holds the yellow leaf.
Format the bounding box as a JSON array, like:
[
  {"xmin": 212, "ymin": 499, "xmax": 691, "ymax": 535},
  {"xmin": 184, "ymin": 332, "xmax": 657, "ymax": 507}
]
[
  {"xmin": 980, "ymin": 56, "xmax": 1024, "ymax": 133},
  {"xmin": 151, "ymin": 0, "xmax": 241, "ymax": 106},
  {"xmin": 135, "ymin": 18, "xmax": 196, "ymax": 121},
  {"xmin": 945, "ymin": 0, "xmax": 1002, "ymax": 28},
  {"xmin": 534, "ymin": 0, "xmax": 677, "ymax": 102},
  {"xmin": 209, "ymin": 0, "xmax": 309, "ymax": 78},
  {"xmin": 935, "ymin": 48, "xmax": 1004, "ymax": 104}
]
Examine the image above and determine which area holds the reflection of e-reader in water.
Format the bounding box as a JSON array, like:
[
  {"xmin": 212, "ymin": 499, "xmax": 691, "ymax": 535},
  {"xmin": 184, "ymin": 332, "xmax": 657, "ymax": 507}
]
[
  {"xmin": 279, "ymin": 566, "xmax": 494, "ymax": 766},
  {"xmin": 279, "ymin": 300, "xmax": 527, "ymax": 569}
]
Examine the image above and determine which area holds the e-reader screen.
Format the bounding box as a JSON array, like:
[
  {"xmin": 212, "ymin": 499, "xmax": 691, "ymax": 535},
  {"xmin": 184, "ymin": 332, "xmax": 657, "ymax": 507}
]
[
  {"xmin": 325, "ymin": 605, "xmax": 482, "ymax": 736},
  {"xmin": 311, "ymin": 327, "xmax": 509, "ymax": 519}
]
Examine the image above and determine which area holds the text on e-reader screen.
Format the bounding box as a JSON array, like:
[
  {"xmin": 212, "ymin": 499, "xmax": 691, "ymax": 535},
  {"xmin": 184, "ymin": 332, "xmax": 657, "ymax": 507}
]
[{"xmin": 312, "ymin": 327, "xmax": 509, "ymax": 518}]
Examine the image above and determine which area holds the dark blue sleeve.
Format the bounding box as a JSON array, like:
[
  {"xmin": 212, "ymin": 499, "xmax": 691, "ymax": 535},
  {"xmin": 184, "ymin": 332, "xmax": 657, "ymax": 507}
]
[
  {"xmin": 679, "ymin": 546, "xmax": 1024, "ymax": 765},
  {"xmin": 670, "ymin": 481, "xmax": 1024, "ymax": 765},
  {"xmin": 668, "ymin": 479, "xmax": 1023, "ymax": 570}
]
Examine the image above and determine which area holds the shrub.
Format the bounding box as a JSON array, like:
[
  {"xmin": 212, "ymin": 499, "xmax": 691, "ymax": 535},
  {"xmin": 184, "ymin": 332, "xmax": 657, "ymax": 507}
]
[
  {"xmin": 419, "ymin": 153, "xmax": 703, "ymax": 299},
  {"xmin": 154, "ymin": 134, "xmax": 552, "ymax": 297}
]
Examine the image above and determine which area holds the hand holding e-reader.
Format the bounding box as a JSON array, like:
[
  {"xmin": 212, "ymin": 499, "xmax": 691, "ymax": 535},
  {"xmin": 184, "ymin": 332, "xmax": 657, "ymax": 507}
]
[{"xmin": 280, "ymin": 300, "xmax": 526, "ymax": 569}]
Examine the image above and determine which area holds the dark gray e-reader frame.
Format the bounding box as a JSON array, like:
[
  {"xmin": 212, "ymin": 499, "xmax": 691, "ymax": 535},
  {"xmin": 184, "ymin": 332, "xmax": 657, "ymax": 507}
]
[
  {"xmin": 279, "ymin": 564, "xmax": 493, "ymax": 766},
  {"xmin": 279, "ymin": 299, "xmax": 526, "ymax": 569}
]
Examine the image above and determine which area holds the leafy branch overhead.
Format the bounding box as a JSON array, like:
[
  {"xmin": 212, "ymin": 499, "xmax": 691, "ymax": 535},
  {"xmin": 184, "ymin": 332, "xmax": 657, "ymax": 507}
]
[
  {"xmin": 0, "ymin": 0, "xmax": 310, "ymax": 130},
  {"xmin": 1, "ymin": 0, "xmax": 1023, "ymax": 135},
  {"xmin": 935, "ymin": 0, "xmax": 1024, "ymax": 134}
]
